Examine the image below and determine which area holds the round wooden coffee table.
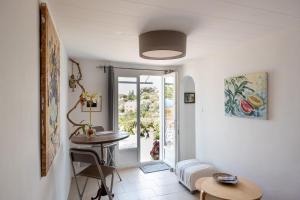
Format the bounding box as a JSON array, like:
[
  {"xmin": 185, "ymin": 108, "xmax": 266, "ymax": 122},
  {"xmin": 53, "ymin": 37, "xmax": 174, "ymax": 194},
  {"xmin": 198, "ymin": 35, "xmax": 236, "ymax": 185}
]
[{"xmin": 195, "ymin": 177, "xmax": 262, "ymax": 200}]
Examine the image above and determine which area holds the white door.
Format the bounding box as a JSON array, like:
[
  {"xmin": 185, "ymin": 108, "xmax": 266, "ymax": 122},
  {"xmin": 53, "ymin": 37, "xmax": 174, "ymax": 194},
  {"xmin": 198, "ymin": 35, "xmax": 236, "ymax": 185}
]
[
  {"xmin": 116, "ymin": 76, "xmax": 140, "ymax": 166},
  {"xmin": 115, "ymin": 69, "xmax": 164, "ymax": 167},
  {"xmin": 139, "ymin": 75, "xmax": 162, "ymax": 163},
  {"xmin": 162, "ymin": 72, "xmax": 177, "ymax": 168}
]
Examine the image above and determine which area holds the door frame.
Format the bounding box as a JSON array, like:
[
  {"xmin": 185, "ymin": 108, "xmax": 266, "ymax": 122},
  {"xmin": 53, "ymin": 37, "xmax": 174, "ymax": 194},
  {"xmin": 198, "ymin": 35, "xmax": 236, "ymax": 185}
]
[{"xmin": 113, "ymin": 68, "xmax": 167, "ymax": 167}]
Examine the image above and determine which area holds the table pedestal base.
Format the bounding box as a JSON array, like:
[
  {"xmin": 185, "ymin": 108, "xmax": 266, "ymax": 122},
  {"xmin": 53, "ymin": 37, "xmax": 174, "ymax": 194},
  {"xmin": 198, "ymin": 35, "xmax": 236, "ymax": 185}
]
[{"xmin": 91, "ymin": 184, "xmax": 114, "ymax": 200}]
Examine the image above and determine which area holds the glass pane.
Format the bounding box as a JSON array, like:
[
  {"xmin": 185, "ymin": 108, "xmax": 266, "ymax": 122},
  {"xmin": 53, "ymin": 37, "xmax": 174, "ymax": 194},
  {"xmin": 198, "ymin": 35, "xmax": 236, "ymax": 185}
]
[
  {"xmin": 164, "ymin": 74, "xmax": 176, "ymax": 166},
  {"xmin": 118, "ymin": 77, "xmax": 137, "ymax": 83},
  {"xmin": 118, "ymin": 77, "xmax": 137, "ymax": 149},
  {"xmin": 140, "ymin": 76, "xmax": 161, "ymax": 162}
]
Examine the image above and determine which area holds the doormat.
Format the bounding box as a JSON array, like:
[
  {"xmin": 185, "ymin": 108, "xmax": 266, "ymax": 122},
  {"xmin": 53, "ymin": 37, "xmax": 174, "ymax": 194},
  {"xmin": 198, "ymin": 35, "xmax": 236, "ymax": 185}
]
[{"xmin": 140, "ymin": 162, "xmax": 170, "ymax": 174}]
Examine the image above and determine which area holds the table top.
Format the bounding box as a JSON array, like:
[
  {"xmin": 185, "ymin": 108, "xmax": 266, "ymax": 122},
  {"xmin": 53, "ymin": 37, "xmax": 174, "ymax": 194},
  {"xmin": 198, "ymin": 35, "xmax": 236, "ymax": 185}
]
[
  {"xmin": 70, "ymin": 131, "xmax": 129, "ymax": 145},
  {"xmin": 195, "ymin": 177, "xmax": 262, "ymax": 200}
]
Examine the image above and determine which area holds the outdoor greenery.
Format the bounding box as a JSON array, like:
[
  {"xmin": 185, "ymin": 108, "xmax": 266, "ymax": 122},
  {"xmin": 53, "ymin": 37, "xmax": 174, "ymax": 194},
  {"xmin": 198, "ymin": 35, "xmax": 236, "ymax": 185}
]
[
  {"xmin": 164, "ymin": 84, "xmax": 174, "ymax": 99},
  {"xmin": 118, "ymin": 86, "xmax": 160, "ymax": 140}
]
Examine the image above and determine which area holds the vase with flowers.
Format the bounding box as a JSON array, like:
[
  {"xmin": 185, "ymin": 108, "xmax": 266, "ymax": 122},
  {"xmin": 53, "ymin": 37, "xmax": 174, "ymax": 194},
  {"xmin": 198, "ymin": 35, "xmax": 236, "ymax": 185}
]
[{"xmin": 81, "ymin": 91, "xmax": 98, "ymax": 137}]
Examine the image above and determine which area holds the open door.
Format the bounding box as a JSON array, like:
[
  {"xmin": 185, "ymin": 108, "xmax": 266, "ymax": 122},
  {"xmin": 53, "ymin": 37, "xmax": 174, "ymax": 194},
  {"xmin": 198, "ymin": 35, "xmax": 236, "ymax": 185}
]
[
  {"xmin": 162, "ymin": 72, "xmax": 177, "ymax": 169},
  {"xmin": 117, "ymin": 76, "xmax": 139, "ymax": 166}
]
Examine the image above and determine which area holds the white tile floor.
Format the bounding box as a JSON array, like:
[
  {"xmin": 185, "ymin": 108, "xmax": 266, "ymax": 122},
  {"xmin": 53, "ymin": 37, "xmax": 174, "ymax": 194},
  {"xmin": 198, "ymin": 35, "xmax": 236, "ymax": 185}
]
[{"xmin": 68, "ymin": 167, "xmax": 200, "ymax": 200}]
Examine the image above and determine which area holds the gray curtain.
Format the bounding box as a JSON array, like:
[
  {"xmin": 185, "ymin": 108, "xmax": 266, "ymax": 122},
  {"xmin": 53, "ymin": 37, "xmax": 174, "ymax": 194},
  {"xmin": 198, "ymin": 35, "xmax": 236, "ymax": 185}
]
[
  {"xmin": 107, "ymin": 66, "xmax": 115, "ymax": 166},
  {"xmin": 107, "ymin": 66, "xmax": 114, "ymax": 131}
]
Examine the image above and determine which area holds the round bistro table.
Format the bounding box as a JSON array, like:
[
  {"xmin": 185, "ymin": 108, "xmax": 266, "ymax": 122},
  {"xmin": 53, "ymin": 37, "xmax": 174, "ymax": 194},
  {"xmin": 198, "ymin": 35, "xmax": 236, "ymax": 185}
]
[
  {"xmin": 70, "ymin": 131, "xmax": 129, "ymax": 199},
  {"xmin": 195, "ymin": 177, "xmax": 262, "ymax": 200},
  {"xmin": 71, "ymin": 131, "xmax": 129, "ymax": 163}
]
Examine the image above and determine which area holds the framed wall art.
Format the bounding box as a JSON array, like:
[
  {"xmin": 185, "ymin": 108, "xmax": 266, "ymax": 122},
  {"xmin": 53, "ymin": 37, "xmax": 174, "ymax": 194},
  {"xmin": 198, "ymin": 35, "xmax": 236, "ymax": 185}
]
[
  {"xmin": 224, "ymin": 72, "xmax": 268, "ymax": 119},
  {"xmin": 40, "ymin": 3, "xmax": 61, "ymax": 177},
  {"xmin": 184, "ymin": 92, "xmax": 195, "ymax": 104}
]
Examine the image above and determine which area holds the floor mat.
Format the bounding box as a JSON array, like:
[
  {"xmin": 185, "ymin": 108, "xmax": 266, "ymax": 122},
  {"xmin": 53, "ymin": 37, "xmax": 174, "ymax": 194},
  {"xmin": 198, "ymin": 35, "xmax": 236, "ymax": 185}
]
[{"xmin": 140, "ymin": 162, "xmax": 170, "ymax": 174}]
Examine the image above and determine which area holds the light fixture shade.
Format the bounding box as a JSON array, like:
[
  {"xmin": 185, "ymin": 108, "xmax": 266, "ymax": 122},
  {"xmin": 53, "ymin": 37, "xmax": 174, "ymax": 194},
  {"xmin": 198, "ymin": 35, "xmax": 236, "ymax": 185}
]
[{"xmin": 139, "ymin": 30, "xmax": 186, "ymax": 60}]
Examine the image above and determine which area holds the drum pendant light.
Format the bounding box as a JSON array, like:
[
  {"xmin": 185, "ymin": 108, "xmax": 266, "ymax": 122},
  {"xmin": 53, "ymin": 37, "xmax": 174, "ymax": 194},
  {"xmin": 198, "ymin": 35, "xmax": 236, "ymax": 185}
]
[{"xmin": 139, "ymin": 30, "xmax": 186, "ymax": 60}]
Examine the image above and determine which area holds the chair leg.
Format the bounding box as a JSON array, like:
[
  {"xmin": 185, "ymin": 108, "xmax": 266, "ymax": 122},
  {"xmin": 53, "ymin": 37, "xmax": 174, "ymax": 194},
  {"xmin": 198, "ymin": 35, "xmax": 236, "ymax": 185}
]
[
  {"xmin": 74, "ymin": 176, "xmax": 89, "ymax": 200},
  {"xmin": 107, "ymin": 148, "xmax": 122, "ymax": 181},
  {"xmin": 71, "ymin": 161, "xmax": 89, "ymax": 200},
  {"xmin": 110, "ymin": 173, "xmax": 114, "ymax": 194},
  {"xmin": 115, "ymin": 169, "xmax": 122, "ymax": 181},
  {"xmin": 82, "ymin": 177, "xmax": 89, "ymax": 197},
  {"xmin": 74, "ymin": 175, "xmax": 82, "ymax": 200}
]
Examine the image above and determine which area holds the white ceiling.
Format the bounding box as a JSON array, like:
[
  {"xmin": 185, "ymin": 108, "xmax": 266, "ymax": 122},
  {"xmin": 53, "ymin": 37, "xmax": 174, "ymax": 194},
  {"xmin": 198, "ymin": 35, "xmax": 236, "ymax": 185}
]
[{"xmin": 49, "ymin": 0, "xmax": 300, "ymax": 66}]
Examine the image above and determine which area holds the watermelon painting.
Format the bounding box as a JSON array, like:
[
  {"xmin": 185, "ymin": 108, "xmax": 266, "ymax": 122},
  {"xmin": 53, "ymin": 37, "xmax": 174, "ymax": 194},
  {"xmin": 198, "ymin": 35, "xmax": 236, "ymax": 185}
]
[{"xmin": 224, "ymin": 72, "xmax": 268, "ymax": 119}]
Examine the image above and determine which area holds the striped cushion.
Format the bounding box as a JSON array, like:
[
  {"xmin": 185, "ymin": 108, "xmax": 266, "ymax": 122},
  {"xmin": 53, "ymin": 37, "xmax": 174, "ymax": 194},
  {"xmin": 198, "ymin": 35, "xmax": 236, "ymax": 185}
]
[{"xmin": 176, "ymin": 159, "xmax": 218, "ymax": 192}]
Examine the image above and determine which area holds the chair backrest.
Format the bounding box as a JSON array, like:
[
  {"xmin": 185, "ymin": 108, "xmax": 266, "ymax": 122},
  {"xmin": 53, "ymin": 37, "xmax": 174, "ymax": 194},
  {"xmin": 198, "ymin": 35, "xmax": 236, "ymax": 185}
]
[
  {"xmin": 93, "ymin": 126, "xmax": 105, "ymax": 132},
  {"xmin": 70, "ymin": 148, "xmax": 101, "ymax": 165}
]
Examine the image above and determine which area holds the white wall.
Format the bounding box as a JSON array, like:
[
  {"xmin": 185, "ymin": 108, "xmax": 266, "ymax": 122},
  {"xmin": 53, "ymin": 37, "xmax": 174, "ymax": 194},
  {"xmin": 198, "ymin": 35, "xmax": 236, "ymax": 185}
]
[
  {"xmin": 68, "ymin": 59, "xmax": 109, "ymax": 130},
  {"xmin": 179, "ymin": 28, "xmax": 300, "ymax": 200},
  {"xmin": 0, "ymin": 1, "xmax": 71, "ymax": 199},
  {"xmin": 179, "ymin": 76, "xmax": 196, "ymax": 161}
]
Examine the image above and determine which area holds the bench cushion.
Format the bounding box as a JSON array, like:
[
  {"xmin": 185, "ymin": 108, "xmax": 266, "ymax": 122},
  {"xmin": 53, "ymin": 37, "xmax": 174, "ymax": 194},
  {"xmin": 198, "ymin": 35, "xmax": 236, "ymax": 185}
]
[{"xmin": 175, "ymin": 159, "xmax": 218, "ymax": 192}]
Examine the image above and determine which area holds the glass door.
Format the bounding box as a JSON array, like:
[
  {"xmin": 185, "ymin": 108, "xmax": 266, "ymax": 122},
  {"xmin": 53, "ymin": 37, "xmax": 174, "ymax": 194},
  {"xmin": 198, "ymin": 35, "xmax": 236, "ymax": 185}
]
[
  {"xmin": 117, "ymin": 77, "xmax": 139, "ymax": 166},
  {"xmin": 139, "ymin": 75, "xmax": 162, "ymax": 162},
  {"xmin": 162, "ymin": 72, "xmax": 177, "ymax": 168},
  {"xmin": 117, "ymin": 75, "xmax": 163, "ymax": 165},
  {"xmin": 115, "ymin": 71, "xmax": 176, "ymax": 167}
]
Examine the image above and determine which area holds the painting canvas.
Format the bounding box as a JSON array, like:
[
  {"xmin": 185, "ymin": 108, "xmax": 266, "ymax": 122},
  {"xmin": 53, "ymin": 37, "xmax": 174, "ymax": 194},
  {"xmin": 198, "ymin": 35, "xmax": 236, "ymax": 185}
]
[
  {"xmin": 40, "ymin": 3, "xmax": 60, "ymax": 177},
  {"xmin": 224, "ymin": 72, "xmax": 267, "ymax": 119}
]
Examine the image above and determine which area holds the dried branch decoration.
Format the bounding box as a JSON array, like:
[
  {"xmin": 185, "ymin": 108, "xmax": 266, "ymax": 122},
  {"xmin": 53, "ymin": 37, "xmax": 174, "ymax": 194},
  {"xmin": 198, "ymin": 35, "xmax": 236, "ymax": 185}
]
[{"xmin": 67, "ymin": 59, "xmax": 89, "ymax": 139}]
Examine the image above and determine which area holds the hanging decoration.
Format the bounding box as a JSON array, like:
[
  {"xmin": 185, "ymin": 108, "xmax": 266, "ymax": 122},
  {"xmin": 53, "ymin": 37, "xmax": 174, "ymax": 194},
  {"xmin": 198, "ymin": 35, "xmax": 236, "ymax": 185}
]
[
  {"xmin": 69, "ymin": 62, "xmax": 77, "ymax": 92},
  {"xmin": 67, "ymin": 59, "xmax": 95, "ymax": 138}
]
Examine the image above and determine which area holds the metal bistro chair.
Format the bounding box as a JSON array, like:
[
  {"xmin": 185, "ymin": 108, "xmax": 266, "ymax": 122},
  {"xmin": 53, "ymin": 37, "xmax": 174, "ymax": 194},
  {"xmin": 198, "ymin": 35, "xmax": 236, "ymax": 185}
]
[
  {"xmin": 93, "ymin": 126, "xmax": 122, "ymax": 181},
  {"xmin": 70, "ymin": 148, "xmax": 115, "ymax": 200}
]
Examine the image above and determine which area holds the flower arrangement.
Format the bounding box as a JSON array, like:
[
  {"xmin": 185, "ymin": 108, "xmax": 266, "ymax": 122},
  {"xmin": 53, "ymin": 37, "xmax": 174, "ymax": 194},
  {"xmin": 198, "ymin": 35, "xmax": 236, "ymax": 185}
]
[
  {"xmin": 80, "ymin": 91, "xmax": 98, "ymax": 105},
  {"xmin": 150, "ymin": 140, "xmax": 159, "ymax": 160},
  {"xmin": 79, "ymin": 91, "xmax": 99, "ymax": 136}
]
